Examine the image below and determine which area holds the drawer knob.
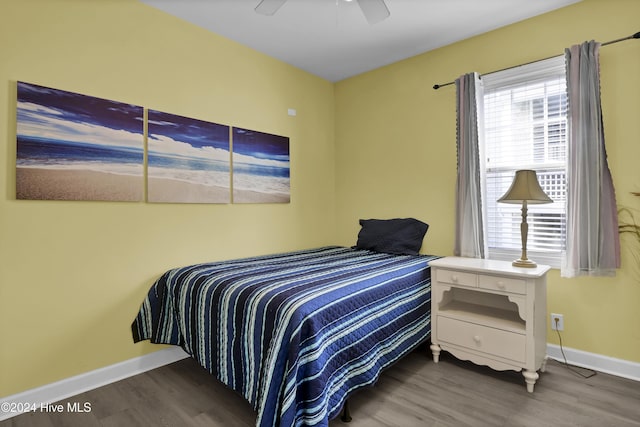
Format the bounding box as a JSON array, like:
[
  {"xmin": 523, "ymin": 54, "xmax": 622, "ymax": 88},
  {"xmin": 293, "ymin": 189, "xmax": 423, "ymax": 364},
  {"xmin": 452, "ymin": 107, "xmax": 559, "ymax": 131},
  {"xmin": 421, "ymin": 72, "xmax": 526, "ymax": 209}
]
[
  {"xmin": 451, "ymin": 275, "xmax": 459, "ymax": 283},
  {"xmin": 473, "ymin": 335, "xmax": 482, "ymax": 344},
  {"xmin": 496, "ymin": 281, "xmax": 506, "ymax": 289}
]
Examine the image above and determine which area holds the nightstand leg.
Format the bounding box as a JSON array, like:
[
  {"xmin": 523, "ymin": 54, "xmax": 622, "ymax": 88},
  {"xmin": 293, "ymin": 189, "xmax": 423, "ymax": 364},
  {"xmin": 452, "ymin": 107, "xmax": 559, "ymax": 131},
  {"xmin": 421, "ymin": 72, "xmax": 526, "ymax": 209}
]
[
  {"xmin": 540, "ymin": 355, "xmax": 548, "ymax": 373},
  {"xmin": 523, "ymin": 370, "xmax": 539, "ymax": 392},
  {"xmin": 430, "ymin": 344, "xmax": 441, "ymax": 363}
]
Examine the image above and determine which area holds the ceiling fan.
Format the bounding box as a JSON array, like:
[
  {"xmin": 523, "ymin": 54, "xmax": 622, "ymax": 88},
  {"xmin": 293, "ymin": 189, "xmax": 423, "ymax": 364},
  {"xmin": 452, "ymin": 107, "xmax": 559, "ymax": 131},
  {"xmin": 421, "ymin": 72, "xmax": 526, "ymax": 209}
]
[{"xmin": 255, "ymin": 0, "xmax": 390, "ymax": 25}]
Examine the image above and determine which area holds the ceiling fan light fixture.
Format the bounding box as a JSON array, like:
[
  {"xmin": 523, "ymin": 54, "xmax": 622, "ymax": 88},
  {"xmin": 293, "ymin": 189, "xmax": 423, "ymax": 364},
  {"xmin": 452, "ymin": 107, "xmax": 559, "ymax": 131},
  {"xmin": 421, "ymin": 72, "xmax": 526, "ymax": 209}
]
[
  {"xmin": 255, "ymin": 0, "xmax": 390, "ymax": 25},
  {"xmin": 255, "ymin": 0, "xmax": 287, "ymax": 16},
  {"xmin": 357, "ymin": 0, "xmax": 390, "ymax": 24}
]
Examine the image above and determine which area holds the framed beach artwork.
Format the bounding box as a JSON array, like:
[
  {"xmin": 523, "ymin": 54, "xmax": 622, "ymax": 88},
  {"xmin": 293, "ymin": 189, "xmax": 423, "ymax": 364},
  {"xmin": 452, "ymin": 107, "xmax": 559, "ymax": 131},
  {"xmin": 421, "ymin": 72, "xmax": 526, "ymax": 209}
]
[
  {"xmin": 16, "ymin": 82, "xmax": 144, "ymax": 201},
  {"xmin": 147, "ymin": 110, "xmax": 231, "ymax": 203},
  {"xmin": 232, "ymin": 128, "xmax": 290, "ymax": 204}
]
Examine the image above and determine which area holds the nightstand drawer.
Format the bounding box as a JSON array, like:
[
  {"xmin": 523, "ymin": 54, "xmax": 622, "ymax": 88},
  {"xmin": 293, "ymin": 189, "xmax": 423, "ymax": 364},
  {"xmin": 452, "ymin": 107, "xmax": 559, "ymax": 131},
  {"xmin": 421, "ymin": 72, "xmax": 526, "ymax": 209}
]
[
  {"xmin": 478, "ymin": 274, "xmax": 526, "ymax": 294},
  {"xmin": 437, "ymin": 316, "xmax": 526, "ymax": 363},
  {"xmin": 437, "ymin": 269, "xmax": 477, "ymax": 287}
]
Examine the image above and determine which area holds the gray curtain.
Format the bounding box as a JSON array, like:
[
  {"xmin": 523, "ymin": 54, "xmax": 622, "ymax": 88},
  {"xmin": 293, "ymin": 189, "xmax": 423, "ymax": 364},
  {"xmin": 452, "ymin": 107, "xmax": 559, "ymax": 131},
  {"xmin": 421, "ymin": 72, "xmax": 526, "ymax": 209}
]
[
  {"xmin": 454, "ymin": 73, "xmax": 486, "ymax": 258},
  {"xmin": 562, "ymin": 41, "xmax": 621, "ymax": 277}
]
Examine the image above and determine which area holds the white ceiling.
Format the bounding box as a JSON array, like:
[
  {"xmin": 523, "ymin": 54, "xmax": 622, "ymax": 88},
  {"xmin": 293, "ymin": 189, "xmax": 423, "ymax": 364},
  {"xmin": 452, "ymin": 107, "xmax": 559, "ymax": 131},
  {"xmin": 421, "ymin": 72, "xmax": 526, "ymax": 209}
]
[{"xmin": 140, "ymin": 0, "xmax": 581, "ymax": 82}]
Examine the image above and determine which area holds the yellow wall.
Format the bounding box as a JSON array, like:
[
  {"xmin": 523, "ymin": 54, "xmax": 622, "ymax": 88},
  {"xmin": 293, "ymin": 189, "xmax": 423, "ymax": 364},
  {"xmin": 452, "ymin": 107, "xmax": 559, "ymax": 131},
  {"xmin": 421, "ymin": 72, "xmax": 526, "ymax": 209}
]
[
  {"xmin": 335, "ymin": 0, "xmax": 640, "ymax": 363},
  {"xmin": 0, "ymin": 0, "xmax": 336, "ymax": 396}
]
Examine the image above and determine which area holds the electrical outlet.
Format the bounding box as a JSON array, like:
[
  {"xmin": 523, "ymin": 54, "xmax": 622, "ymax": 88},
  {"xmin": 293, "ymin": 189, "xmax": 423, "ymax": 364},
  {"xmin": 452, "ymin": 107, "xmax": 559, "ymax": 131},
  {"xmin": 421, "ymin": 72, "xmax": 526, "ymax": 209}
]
[{"xmin": 551, "ymin": 313, "xmax": 564, "ymax": 331}]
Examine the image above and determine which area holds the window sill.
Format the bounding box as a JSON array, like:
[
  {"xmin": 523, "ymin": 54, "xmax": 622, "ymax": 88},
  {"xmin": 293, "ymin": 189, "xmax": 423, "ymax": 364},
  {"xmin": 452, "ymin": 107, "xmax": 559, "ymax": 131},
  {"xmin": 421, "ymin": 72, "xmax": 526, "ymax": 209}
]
[{"xmin": 488, "ymin": 249, "xmax": 563, "ymax": 269}]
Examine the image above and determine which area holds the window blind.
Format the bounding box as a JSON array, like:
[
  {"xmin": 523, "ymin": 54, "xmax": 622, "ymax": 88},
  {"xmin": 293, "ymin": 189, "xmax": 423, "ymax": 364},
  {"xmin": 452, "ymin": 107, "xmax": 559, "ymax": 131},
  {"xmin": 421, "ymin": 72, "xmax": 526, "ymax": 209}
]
[{"xmin": 481, "ymin": 56, "xmax": 567, "ymax": 267}]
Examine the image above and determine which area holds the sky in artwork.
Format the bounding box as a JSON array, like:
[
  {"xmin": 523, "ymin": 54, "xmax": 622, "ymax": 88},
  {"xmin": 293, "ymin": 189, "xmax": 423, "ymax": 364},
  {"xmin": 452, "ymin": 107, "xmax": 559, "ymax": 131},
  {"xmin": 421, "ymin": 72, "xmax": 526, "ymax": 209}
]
[
  {"xmin": 17, "ymin": 81, "xmax": 143, "ymax": 150},
  {"xmin": 147, "ymin": 109, "xmax": 230, "ymax": 162}
]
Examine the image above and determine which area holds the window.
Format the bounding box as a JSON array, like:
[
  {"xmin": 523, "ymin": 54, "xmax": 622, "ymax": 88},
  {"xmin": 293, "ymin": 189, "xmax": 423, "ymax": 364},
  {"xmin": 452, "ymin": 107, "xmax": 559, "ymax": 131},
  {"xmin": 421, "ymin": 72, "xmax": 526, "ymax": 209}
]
[{"xmin": 481, "ymin": 56, "xmax": 567, "ymax": 267}]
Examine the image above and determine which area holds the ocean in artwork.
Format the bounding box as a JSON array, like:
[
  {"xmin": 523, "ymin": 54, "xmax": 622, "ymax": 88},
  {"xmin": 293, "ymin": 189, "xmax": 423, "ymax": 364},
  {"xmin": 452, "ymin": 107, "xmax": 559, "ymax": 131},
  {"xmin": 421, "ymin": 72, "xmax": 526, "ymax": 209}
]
[
  {"xmin": 147, "ymin": 152, "xmax": 229, "ymax": 187},
  {"xmin": 16, "ymin": 81, "xmax": 144, "ymax": 201},
  {"xmin": 232, "ymin": 162, "xmax": 290, "ymax": 196},
  {"xmin": 232, "ymin": 127, "xmax": 290, "ymax": 203},
  {"xmin": 17, "ymin": 136, "xmax": 143, "ymax": 175}
]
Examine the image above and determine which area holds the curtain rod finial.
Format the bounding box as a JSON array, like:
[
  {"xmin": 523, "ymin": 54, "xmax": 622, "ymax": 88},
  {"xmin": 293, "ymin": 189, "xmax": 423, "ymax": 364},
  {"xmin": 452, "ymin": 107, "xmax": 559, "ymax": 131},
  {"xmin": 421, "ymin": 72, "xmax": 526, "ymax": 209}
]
[
  {"xmin": 433, "ymin": 84, "xmax": 441, "ymax": 90},
  {"xmin": 633, "ymin": 31, "xmax": 640, "ymax": 39}
]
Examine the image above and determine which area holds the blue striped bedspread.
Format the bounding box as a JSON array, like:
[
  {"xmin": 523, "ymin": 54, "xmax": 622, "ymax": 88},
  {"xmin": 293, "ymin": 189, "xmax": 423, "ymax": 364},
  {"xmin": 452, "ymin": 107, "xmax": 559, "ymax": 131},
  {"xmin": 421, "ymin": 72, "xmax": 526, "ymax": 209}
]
[{"xmin": 132, "ymin": 246, "xmax": 439, "ymax": 427}]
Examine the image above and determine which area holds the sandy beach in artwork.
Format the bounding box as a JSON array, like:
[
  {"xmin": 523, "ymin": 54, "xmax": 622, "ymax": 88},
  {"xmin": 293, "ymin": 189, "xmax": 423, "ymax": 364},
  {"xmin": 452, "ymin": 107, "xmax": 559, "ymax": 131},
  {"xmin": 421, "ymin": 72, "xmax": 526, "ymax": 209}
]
[
  {"xmin": 16, "ymin": 167, "xmax": 143, "ymax": 201},
  {"xmin": 148, "ymin": 176, "xmax": 230, "ymax": 203},
  {"xmin": 233, "ymin": 189, "xmax": 290, "ymax": 204},
  {"xmin": 149, "ymin": 176, "xmax": 288, "ymax": 203},
  {"xmin": 17, "ymin": 167, "xmax": 288, "ymax": 204}
]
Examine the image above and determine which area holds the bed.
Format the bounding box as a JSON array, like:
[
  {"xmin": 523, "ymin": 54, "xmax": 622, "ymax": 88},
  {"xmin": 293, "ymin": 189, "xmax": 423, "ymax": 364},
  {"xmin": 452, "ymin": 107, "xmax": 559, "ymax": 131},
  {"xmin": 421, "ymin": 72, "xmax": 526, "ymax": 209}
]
[{"xmin": 132, "ymin": 219, "xmax": 437, "ymax": 427}]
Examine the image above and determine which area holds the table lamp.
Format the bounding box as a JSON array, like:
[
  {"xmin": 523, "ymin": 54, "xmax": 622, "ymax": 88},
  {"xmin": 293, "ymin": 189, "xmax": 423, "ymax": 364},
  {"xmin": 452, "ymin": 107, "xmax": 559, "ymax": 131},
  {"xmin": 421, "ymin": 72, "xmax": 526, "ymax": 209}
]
[{"xmin": 497, "ymin": 170, "xmax": 552, "ymax": 268}]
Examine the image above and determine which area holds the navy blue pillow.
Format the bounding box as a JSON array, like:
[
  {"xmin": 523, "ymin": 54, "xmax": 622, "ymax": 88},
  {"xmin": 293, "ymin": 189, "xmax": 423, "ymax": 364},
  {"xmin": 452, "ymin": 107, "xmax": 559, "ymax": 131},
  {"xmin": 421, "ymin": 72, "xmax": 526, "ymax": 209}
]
[{"xmin": 355, "ymin": 218, "xmax": 429, "ymax": 255}]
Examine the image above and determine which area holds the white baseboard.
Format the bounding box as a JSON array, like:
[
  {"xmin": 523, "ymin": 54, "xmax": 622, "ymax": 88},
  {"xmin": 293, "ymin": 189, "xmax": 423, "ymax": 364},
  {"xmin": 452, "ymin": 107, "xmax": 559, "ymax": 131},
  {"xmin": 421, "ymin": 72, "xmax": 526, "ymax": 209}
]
[
  {"xmin": 546, "ymin": 344, "xmax": 640, "ymax": 382},
  {"xmin": 0, "ymin": 347, "xmax": 189, "ymax": 422}
]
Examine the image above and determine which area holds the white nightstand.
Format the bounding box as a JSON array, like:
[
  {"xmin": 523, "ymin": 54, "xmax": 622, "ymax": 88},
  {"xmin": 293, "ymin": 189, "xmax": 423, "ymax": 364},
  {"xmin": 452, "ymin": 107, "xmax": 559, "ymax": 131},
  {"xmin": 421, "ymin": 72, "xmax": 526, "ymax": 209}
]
[{"xmin": 429, "ymin": 257, "xmax": 550, "ymax": 392}]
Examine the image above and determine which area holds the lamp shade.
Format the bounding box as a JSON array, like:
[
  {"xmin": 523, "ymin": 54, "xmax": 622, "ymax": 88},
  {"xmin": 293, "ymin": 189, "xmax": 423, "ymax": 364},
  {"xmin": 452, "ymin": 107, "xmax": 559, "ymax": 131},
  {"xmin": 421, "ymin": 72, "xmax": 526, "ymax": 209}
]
[{"xmin": 498, "ymin": 170, "xmax": 552, "ymax": 205}]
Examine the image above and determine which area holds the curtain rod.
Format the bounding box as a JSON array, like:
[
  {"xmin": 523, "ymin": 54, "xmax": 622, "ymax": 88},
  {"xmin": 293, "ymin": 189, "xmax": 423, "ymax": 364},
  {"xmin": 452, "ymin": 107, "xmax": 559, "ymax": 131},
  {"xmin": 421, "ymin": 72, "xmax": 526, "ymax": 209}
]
[{"xmin": 432, "ymin": 31, "xmax": 640, "ymax": 90}]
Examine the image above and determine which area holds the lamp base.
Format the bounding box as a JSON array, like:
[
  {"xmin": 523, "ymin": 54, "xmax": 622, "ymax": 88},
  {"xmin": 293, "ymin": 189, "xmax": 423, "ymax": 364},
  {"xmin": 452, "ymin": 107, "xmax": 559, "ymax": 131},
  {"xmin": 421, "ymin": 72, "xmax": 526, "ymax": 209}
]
[{"xmin": 512, "ymin": 258, "xmax": 537, "ymax": 268}]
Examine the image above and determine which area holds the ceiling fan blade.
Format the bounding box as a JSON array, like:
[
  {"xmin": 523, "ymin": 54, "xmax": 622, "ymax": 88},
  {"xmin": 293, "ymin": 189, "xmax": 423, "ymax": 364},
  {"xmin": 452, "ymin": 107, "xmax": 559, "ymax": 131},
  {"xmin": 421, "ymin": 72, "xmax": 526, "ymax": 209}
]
[
  {"xmin": 357, "ymin": 0, "xmax": 390, "ymax": 24},
  {"xmin": 255, "ymin": 0, "xmax": 288, "ymax": 16}
]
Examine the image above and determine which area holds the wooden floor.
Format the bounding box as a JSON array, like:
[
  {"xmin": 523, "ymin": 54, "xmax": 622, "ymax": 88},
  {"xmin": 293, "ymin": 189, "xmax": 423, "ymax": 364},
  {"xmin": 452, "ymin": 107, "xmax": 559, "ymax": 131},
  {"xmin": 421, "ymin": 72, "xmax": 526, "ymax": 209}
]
[{"xmin": 3, "ymin": 346, "xmax": 639, "ymax": 427}]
